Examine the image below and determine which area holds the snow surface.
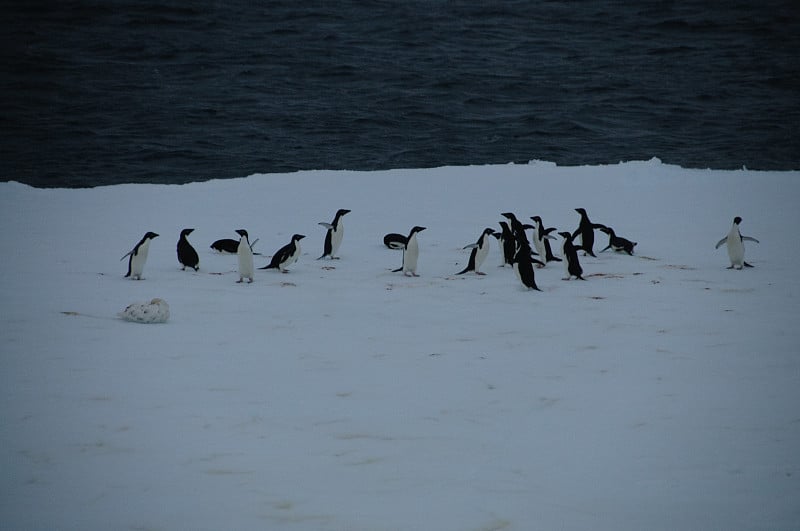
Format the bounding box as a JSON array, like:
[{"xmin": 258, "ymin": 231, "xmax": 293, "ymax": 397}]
[{"xmin": 1, "ymin": 159, "xmax": 799, "ymax": 530}]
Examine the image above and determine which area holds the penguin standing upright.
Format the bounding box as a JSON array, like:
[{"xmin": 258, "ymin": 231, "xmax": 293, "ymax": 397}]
[
  {"xmin": 121, "ymin": 231, "xmax": 159, "ymax": 280},
  {"xmin": 177, "ymin": 228, "xmax": 200, "ymax": 271},
  {"xmin": 318, "ymin": 209, "xmax": 351, "ymax": 260},
  {"xmin": 530, "ymin": 215, "xmax": 561, "ymax": 263},
  {"xmin": 236, "ymin": 229, "xmax": 254, "ymax": 283},
  {"xmin": 498, "ymin": 221, "xmax": 516, "ymax": 267},
  {"xmin": 501, "ymin": 212, "xmax": 530, "ymax": 246},
  {"xmin": 512, "ymin": 241, "xmax": 542, "ymax": 291},
  {"xmin": 392, "ymin": 226, "xmax": 426, "ymax": 276},
  {"xmin": 456, "ymin": 228, "xmax": 494, "ymax": 275},
  {"xmin": 599, "ymin": 226, "xmax": 637, "ymax": 255},
  {"xmin": 261, "ymin": 234, "xmax": 306, "ymax": 272},
  {"xmin": 559, "ymin": 231, "xmax": 585, "ymax": 280},
  {"xmin": 572, "ymin": 208, "xmax": 606, "ymax": 257},
  {"xmin": 715, "ymin": 216, "xmax": 759, "ymax": 269}
]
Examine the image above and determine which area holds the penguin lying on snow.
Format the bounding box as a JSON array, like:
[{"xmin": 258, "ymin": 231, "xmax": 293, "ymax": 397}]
[
  {"xmin": 177, "ymin": 228, "xmax": 199, "ymax": 271},
  {"xmin": 318, "ymin": 209, "xmax": 350, "ymax": 260},
  {"xmin": 456, "ymin": 228, "xmax": 494, "ymax": 275},
  {"xmin": 211, "ymin": 237, "xmax": 260, "ymax": 254},
  {"xmin": 715, "ymin": 216, "xmax": 759, "ymax": 269},
  {"xmin": 599, "ymin": 226, "xmax": 637, "ymax": 255},
  {"xmin": 118, "ymin": 298, "xmax": 170, "ymax": 324},
  {"xmin": 121, "ymin": 231, "xmax": 158, "ymax": 280},
  {"xmin": 383, "ymin": 233, "xmax": 407, "ymax": 249},
  {"xmin": 261, "ymin": 234, "xmax": 305, "ymax": 272}
]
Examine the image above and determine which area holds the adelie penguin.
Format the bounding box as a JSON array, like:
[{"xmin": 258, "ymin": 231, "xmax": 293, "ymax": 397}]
[
  {"xmin": 121, "ymin": 231, "xmax": 158, "ymax": 280},
  {"xmin": 715, "ymin": 216, "xmax": 759, "ymax": 269},
  {"xmin": 511, "ymin": 241, "xmax": 542, "ymax": 291},
  {"xmin": 392, "ymin": 226, "xmax": 426, "ymax": 276},
  {"xmin": 211, "ymin": 237, "xmax": 259, "ymax": 254},
  {"xmin": 530, "ymin": 215, "xmax": 561, "ymax": 264},
  {"xmin": 261, "ymin": 234, "xmax": 305, "ymax": 272},
  {"xmin": 497, "ymin": 221, "xmax": 516, "ymax": 267},
  {"xmin": 456, "ymin": 228, "xmax": 494, "ymax": 275},
  {"xmin": 383, "ymin": 233, "xmax": 407, "ymax": 250},
  {"xmin": 599, "ymin": 226, "xmax": 637, "ymax": 256},
  {"xmin": 318, "ymin": 209, "xmax": 350, "ymax": 260},
  {"xmin": 501, "ymin": 212, "xmax": 530, "ymax": 246},
  {"xmin": 177, "ymin": 228, "xmax": 200, "ymax": 271},
  {"xmin": 572, "ymin": 208, "xmax": 606, "ymax": 257},
  {"xmin": 236, "ymin": 229, "xmax": 254, "ymax": 283},
  {"xmin": 558, "ymin": 231, "xmax": 585, "ymax": 280}
]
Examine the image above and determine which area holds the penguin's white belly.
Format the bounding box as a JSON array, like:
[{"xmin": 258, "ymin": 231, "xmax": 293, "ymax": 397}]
[
  {"xmin": 330, "ymin": 226, "xmax": 344, "ymax": 256},
  {"xmin": 238, "ymin": 244, "xmax": 254, "ymax": 279},
  {"xmin": 119, "ymin": 298, "xmax": 170, "ymax": 324},
  {"xmin": 532, "ymin": 237, "xmax": 546, "ymax": 261},
  {"xmin": 130, "ymin": 243, "xmax": 150, "ymax": 278},
  {"xmin": 404, "ymin": 238, "xmax": 419, "ymax": 274},
  {"xmin": 282, "ymin": 242, "xmax": 301, "ymax": 270},
  {"xmin": 474, "ymin": 240, "xmax": 490, "ymax": 272},
  {"xmin": 727, "ymin": 231, "xmax": 745, "ymax": 267}
]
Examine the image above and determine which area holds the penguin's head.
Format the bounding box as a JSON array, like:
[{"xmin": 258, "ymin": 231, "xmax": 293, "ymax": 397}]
[
  {"xmin": 181, "ymin": 228, "xmax": 194, "ymax": 237},
  {"xmin": 599, "ymin": 226, "xmax": 611, "ymax": 235},
  {"xmin": 410, "ymin": 226, "xmax": 426, "ymax": 236},
  {"xmin": 558, "ymin": 231, "xmax": 572, "ymax": 240},
  {"xmin": 337, "ymin": 209, "xmax": 351, "ymax": 217},
  {"xmin": 235, "ymin": 229, "xmax": 249, "ymax": 239},
  {"xmin": 530, "ymin": 215, "xmax": 542, "ymax": 224},
  {"xmin": 500, "ymin": 212, "xmax": 516, "ymax": 221},
  {"xmin": 733, "ymin": 216, "xmax": 742, "ymax": 225},
  {"xmin": 575, "ymin": 208, "xmax": 587, "ymax": 216},
  {"xmin": 145, "ymin": 231, "xmax": 159, "ymax": 240},
  {"xmin": 482, "ymin": 228, "xmax": 495, "ymax": 236},
  {"xmin": 293, "ymin": 234, "xmax": 306, "ymax": 241}
]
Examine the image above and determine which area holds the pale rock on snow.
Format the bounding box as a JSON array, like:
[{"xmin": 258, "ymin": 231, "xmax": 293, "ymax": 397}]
[
  {"xmin": 117, "ymin": 298, "xmax": 171, "ymax": 324},
  {"xmin": 1, "ymin": 159, "xmax": 799, "ymax": 531}
]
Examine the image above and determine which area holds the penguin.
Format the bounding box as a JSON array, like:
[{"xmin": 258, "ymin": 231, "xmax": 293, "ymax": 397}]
[
  {"xmin": 530, "ymin": 215, "xmax": 561, "ymax": 263},
  {"xmin": 177, "ymin": 228, "xmax": 200, "ymax": 271},
  {"xmin": 456, "ymin": 228, "xmax": 494, "ymax": 275},
  {"xmin": 318, "ymin": 208, "xmax": 351, "ymax": 260},
  {"xmin": 501, "ymin": 212, "xmax": 530, "ymax": 246},
  {"xmin": 236, "ymin": 229, "xmax": 254, "ymax": 283},
  {"xmin": 511, "ymin": 241, "xmax": 542, "ymax": 291},
  {"xmin": 498, "ymin": 221, "xmax": 516, "ymax": 267},
  {"xmin": 392, "ymin": 226, "xmax": 426, "ymax": 276},
  {"xmin": 715, "ymin": 216, "xmax": 759, "ymax": 269},
  {"xmin": 572, "ymin": 208, "xmax": 606, "ymax": 257},
  {"xmin": 599, "ymin": 226, "xmax": 637, "ymax": 255},
  {"xmin": 558, "ymin": 231, "xmax": 585, "ymax": 280},
  {"xmin": 210, "ymin": 238, "xmax": 239, "ymax": 254},
  {"xmin": 261, "ymin": 234, "xmax": 305, "ymax": 272},
  {"xmin": 383, "ymin": 233, "xmax": 407, "ymax": 250},
  {"xmin": 121, "ymin": 231, "xmax": 158, "ymax": 280},
  {"xmin": 211, "ymin": 237, "xmax": 259, "ymax": 255}
]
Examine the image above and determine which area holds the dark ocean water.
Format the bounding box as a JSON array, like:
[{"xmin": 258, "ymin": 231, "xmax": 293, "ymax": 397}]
[{"xmin": 2, "ymin": 1, "xmax": 799, "ymax": 188}]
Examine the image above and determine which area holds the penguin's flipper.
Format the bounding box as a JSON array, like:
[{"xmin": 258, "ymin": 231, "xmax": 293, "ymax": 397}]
[
  {"xmin": 742, "ymin": 236, "xmax": 760, "ymax": 244},
  {"xmin": 319, "ymin": 222, "xmax": 333, "ymax": 230},
  {"xmin": 392, "ymin": 266, "xmax": 403, "ymax": 273},
  {"xmin": 592, "ymin": 223, "xmax": 607, "ymax": 230},
  {"xmin": 600, "ymin": 244, "xmax": 611, "ymax": 253},
  {"xmin": 715, "ymin": 237, "xmax": 728, "ymax": 249},
  {"xmin": 462, "ymin": 243, "xmax": 479, "ymax": 250},
  {"xmin": 532, "ymin": 258, "xmax": 545, "ymax": 267},
  {"xmin": 120, "ymin": 250, "xmax": 133, "ymax": 261},
  {"xmin": 544, "ymin": 234, "xmax": 557, "ymax": 240},
  {"xmin": 455, "ymin": 266, "xmax": 471, "ymax": 275}
]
